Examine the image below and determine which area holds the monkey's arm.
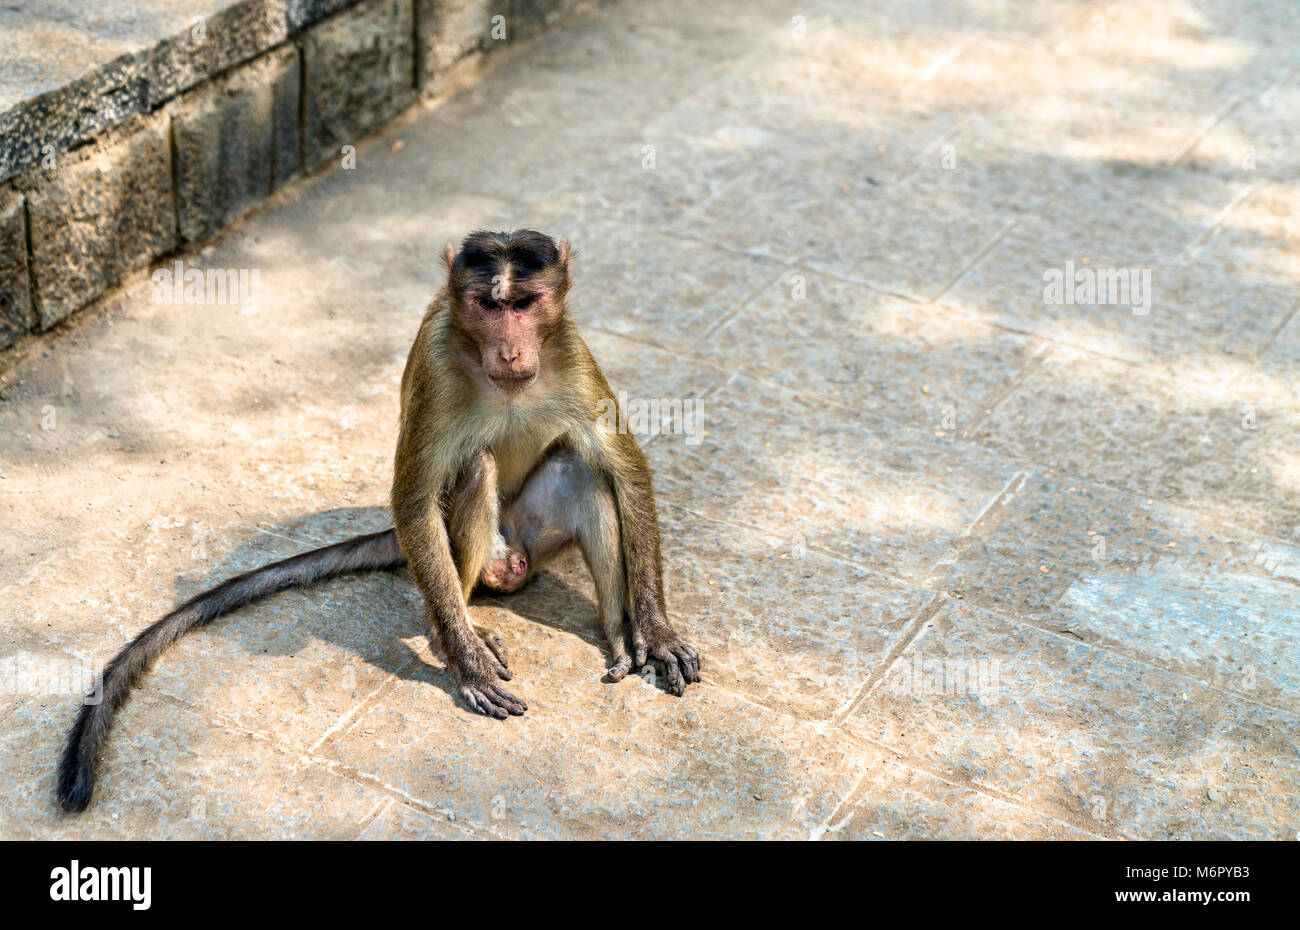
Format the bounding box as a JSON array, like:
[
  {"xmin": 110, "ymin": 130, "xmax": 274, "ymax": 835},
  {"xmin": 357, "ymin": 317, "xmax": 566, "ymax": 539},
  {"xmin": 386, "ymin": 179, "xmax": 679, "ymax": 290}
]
[
  {"xmin": 595, "ymin": 428, "xmax": 701, "ymax": 695},
  {"xmin": 391, "ymin": 406, "xmax": 525, "ymax": 719}
]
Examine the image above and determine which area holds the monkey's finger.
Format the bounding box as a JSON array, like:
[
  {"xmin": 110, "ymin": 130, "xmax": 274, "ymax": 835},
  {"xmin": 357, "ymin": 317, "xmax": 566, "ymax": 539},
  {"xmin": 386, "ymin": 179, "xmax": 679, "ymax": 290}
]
[
  {"xmin": 685, "ymin": 646, "xmax": 701, "ymax": 681},
  {"xmin": 634, "ymin": 638, "xmax": 648, "ymax": 668},
  {"xmin": 489, "ymin": 684, "xmax": 528, "ymax": 715},
  {"xmin": 476, "ymin": 694, "xmax": 509, "ymax": 720},
  {"xmin": 678, "ymin": 647, "xmax": 701, "ymax": 683},
  {"xmin": 461, "ymin": 687, "xmax": 508, "ymax": 719},
  {"xmin": 482, "ymin": 631, "xmax": 510, "ymax": 669},
  {"xmin": 485, "ymin": 649, "xmax": 512, "ymax": 680}
]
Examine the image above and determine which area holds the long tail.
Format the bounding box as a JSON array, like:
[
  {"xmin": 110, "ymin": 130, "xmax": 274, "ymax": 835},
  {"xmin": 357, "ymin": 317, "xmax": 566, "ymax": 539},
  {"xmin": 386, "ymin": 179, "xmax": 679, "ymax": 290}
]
[{"xmin": 57, "ymin": 528, "xmax": 405, "ymax": 812}]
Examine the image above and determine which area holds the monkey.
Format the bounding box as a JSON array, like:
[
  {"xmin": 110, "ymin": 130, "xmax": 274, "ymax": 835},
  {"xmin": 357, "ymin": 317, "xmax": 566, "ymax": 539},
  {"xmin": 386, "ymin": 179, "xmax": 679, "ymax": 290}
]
[
  {"xmin": 56, "ymin": 229, "xmax": 700, "ymax": 812},
  {"xmin": 391, "ymin": 229, "xmax": 700, "ymax": 715}
]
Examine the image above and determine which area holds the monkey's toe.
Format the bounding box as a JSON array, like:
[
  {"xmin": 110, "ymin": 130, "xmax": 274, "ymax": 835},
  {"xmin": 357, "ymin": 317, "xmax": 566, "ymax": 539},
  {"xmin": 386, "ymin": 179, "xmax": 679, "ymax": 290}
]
[
  {"xmin": 636, "ymin": 629, "xmax": 702, "ymax": 695},
  {"xmin": 605, "ymin": 655, "xmax": 633, "ymax": 681},
  {"xmin": 661, "ymin": 644, "xmax": 701, "ymax": 694},
  {"xmin": 678, "ymin": 644, "xmax": 702, "ymax": 683}
]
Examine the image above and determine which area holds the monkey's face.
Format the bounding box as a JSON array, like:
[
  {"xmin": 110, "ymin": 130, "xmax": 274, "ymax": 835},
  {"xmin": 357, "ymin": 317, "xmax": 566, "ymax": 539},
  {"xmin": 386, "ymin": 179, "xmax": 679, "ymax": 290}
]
[
  {"xmin": 445, "ymin": 229, "xmax": 571, "ymax": 398},
  {"xmin": 466, "ymin": 285, "xmax": 556, "ymax": 394}
]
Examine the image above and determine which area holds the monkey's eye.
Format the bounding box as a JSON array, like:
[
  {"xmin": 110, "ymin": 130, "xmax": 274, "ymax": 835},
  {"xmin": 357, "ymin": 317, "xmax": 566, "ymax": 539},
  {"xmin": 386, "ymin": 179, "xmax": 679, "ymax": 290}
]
[
  {"xmin": 480, "ymin": 296, "xmax": 501, "ymax": 311},
  {"xmin": 514, "ymin": 293, "xmax": 538, "ymax": 310}
]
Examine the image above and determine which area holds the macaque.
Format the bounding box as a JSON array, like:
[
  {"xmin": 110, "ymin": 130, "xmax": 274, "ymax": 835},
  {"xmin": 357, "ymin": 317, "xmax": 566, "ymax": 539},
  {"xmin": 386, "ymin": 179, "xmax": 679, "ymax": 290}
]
[{"xmin": 57, "ymin": 229, "xmax": 699, "ymax": 812}]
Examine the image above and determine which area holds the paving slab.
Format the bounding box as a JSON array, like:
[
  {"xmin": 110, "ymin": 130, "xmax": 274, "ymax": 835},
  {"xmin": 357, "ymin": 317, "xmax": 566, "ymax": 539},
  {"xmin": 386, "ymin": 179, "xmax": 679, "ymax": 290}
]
[
  {"xmin": 938, "ymin": 472, "xmax": 1300, "ymax": 712},
  {"xmin": 646, "ymin": 373, "xmax": 1025, "ymax": 582},
  {"xmin": 704, "ymin": 274, "xmax": 1040, "ymax": 434},
  {"xmin": 825, "ymin": 755, "xmax": 1105, "ymax": 840},
  {"xmin": 0, "ymin": 691, "xmax": 392, "ymax": 840},
  {"xmin": 672, "ymin": 163, "xmax": 1012, "ymax": 302},
  {"xmin": 844, "ymin": 602, "xmax": 1300, "ymax": 840},
  {"xmin": 316, "ymin": 634, "xmax": 878, "ymax": 840},
  {"xmin": 1189, "ymin": 182, "xmax": 1300, "ymax": 288},
  {"xmin": 654, "ymin": 504, "xmax": 935, "ymax": 721},
  {"xmin": 946, "ymin": 215, "xmax": 1296, "ymax": 376},
  {"xmin": 968, "ymin": 344, "xmax": 1299, "ymax": 540}
]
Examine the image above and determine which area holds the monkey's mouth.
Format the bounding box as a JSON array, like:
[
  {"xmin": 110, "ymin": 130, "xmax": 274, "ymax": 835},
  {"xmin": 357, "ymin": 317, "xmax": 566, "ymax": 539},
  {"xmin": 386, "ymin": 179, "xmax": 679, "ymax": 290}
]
[{"xmin": 488, "ymin": 372, "xmax": 537, "ymax": 393}]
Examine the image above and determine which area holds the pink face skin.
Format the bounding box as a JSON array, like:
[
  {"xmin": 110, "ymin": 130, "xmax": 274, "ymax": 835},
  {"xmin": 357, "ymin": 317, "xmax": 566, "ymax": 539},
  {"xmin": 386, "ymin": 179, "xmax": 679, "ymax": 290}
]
[
  {"xmin": 470, "ymin": 288, "xmax": 548, "ymax": 394},
  {"xmin": 443, "ymin": 239, "xmax": 570, "ymax": 399}
]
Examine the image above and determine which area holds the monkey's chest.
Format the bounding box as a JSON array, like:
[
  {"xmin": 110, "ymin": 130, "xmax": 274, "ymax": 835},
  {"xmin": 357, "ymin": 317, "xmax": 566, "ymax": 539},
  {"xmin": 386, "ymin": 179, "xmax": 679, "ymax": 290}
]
[{"xmin": 490, "ymin": 423, "xmax": 566, "ymax": 499}]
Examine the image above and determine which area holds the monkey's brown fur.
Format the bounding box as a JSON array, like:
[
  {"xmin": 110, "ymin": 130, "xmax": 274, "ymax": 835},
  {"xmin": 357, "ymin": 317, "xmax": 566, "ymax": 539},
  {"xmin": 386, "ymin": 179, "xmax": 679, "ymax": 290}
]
[{"xmin": 56, "ymin": 229, "xmax": 699, "ymax": 811}]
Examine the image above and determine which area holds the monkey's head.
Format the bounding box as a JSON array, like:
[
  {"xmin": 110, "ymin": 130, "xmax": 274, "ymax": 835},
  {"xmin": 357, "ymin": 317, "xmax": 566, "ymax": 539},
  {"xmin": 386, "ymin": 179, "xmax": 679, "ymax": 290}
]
[{"xmin": 445, "ymin": 229, "xmax": 571, "ymax": 395}]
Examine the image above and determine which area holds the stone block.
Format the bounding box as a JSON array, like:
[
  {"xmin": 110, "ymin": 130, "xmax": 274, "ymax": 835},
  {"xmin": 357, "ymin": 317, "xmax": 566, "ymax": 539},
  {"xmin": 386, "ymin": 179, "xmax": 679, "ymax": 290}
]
[
  {"xmin": 511, "ymin": 0, "xmax": 579, "ymax": 39},
  {"xmin": 0, "ymin": 190, "xmax": 34, "ymax": 348},
  {"xmin": 0, "ymin": 8, "xmax": 148, "ymax": 183},
  {"xmin": 16, "ymin": 112, "xmax": 176, "ymax": 327},
  {"xmin": 147, "ymin": 0, "xmax": 291, "ymax": 107},
  {"xmin": 173, "ymin": 48, "xmax": 300, "ymax": 242},
  {"xmin": 286, "ymin": 0, "xmax": 356, "ymax": 32},
  {"xmin": 416, "ymin": 0, "xmax": 498, "ymax": 92},
  {"xmin": 301, "ymin": 0, "xmax": 415, "ymax": 169}
]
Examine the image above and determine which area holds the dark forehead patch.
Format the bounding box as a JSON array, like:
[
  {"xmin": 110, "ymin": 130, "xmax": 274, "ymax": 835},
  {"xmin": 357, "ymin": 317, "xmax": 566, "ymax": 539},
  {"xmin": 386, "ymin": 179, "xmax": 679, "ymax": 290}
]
[{"xmin": 456, "ymin": 229, "xmax": 559, "ymax": 281}]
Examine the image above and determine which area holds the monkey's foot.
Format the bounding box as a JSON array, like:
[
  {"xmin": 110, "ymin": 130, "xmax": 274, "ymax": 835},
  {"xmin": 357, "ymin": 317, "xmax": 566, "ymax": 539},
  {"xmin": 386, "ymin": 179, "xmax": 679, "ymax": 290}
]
[
  {"xmin": 635, "ymin": 625, "xmax": 702, "ymax": 696},
  {"xmin": 456, "ymin": 641, "xmax": 527, "ymax": 719},
  {"xmin": 480, "ymin": 547, "xmax": 529, "ymax": 593}
]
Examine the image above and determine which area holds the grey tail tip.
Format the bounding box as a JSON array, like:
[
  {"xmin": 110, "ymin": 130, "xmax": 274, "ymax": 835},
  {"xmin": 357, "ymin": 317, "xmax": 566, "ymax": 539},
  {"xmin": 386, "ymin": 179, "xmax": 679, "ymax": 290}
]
[
  {"xmin": 57, "ymin": 773, "xmax": 93, "ymax": 813},
  {"xmin": 56, "ymin": 711, "xmax": 97, "ymax": 812}
]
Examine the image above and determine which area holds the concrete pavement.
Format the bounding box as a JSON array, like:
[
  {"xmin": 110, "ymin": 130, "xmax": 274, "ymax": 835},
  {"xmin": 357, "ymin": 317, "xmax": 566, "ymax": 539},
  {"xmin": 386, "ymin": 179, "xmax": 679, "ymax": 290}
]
[{"xmin": 1, "ymin": 0, "xmax": 1297, "ymax": 839}]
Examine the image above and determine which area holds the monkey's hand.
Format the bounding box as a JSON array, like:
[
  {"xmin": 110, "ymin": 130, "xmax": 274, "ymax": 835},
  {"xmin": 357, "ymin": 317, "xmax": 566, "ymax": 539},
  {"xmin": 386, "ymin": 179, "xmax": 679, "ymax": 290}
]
[
  {"xmin": 455, "ymin": 635, "xmax": 527, "ymax": 719},
  {"xmin": 634, "ymin": 621, "xmax": 701, "ymax": 696}
]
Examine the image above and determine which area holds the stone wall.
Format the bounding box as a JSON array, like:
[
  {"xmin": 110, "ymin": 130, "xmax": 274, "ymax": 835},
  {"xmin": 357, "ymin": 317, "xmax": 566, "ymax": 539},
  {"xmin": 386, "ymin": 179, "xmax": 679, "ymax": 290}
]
[{"xmin": 0, "ymin": 0, "xmax": 585, "ymax": 349}]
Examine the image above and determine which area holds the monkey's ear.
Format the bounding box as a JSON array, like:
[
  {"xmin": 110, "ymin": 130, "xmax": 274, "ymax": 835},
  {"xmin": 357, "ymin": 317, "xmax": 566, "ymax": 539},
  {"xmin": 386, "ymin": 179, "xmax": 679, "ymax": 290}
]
[
  {"xmin": 558, "ymin": 238, "xmax": 571, "ymax": 287},
  {"xmin": 442, "ymin": 242, "xmax": 456, "ymax": 269}
]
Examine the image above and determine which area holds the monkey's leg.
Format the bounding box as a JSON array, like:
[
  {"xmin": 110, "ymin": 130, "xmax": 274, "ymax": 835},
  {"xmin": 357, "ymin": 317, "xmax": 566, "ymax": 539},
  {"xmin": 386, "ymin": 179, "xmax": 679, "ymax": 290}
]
[
  {"xmin": 445, "ymin": 451, "xmax": 512, "ymax": 675},
  {"xmin": 496, "ymin": 450, "xmax": 632, "ymax": 679},
  {"xmin": 571, "ymin": 467, "xmax": 632, "ymax": 681}
]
